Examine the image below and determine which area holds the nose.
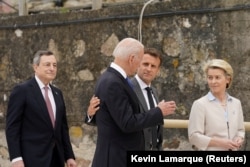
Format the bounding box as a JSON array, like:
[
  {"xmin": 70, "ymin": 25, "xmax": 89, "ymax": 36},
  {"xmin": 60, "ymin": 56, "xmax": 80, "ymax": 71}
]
[
  {"xmin": 146, "ymin": 65, "xmax": 152, "ymax": 71},
  {"xmin": 211, "ymin": 78, "xmax": 216, "ymax": 84}
]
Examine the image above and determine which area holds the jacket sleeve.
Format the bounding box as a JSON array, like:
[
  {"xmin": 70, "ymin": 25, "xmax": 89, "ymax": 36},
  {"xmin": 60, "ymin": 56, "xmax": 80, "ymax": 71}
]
[{"xmin": 84, "ymin": 114, "xmax": 96, "ymax": 126}]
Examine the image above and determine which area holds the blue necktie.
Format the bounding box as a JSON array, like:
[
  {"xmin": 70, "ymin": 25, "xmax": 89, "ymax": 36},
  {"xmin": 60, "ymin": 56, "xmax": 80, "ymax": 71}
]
[{"xmin": 126, "ymin": 77, "xmax": 133, "ymax": 89}]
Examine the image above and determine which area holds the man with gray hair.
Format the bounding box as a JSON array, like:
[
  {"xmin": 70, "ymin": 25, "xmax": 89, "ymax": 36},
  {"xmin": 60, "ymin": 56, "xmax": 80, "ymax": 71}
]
[
  {"xmin": 91, "ymin": 38, "xmax": 176, "ymax": 167},
  {"xmin": 6, "ymin": 50, "xmax": 76, "ymax": 167}
]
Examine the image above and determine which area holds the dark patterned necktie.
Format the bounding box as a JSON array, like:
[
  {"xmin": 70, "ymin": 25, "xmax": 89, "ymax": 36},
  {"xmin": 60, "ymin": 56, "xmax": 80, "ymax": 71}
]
[
  {"xmin": 145, "ymin": 87, "xmax": 155, "ymax": 109},
  {"xmin": 145, "ymin": 86, "xmax": 157, "ymax": 150}
]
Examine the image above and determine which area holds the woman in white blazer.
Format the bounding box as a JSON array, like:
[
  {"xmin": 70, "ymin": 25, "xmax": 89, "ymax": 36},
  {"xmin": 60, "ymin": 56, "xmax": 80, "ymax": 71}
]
[{"xmin": 188, "ymin": 59, "xmax": 245, "ymax": 150}]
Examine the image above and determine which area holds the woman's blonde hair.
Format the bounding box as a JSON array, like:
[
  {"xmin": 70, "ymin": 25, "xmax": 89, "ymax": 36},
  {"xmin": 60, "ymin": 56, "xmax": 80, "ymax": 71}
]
[{"xmin": 204, "ymin": 59, "xmax": 234, "ymax": 88}]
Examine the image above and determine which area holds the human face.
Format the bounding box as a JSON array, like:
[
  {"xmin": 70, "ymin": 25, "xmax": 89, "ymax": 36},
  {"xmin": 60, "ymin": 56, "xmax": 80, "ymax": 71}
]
[
  {"xmin": 137, "ymin": 53, "xmax": 160, "ymax": 85},
  {"xmin": 207, "ymin": 68, "xmax": 230, "ymax": 96},
  {"xmin": 33, "ymin": 55, "xmax": 57, "ymax": 85},
  {"xmin": 128, "ymin": 49, "xmax": 143, "ymax": 77}
]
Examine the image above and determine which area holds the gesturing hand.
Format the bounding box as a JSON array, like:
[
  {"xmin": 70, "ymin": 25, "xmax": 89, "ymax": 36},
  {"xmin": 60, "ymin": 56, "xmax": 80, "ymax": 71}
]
[{"xmin": 158, "ymin": 100, "xmax": 176, "ymax": 116}]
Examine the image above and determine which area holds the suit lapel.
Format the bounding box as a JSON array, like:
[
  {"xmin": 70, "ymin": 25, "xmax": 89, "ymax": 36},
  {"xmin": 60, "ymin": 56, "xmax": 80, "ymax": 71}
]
[
  {"xmin": 131, "ymin": 77, "xmax": 159, "ymax": 112},
  {"xmin": 151, "ymin": 87, "xmax": 159, "ymax": 103},
  {"xmin": 107, "ymin": 67, "xmax": 139, "ymax": 103},
  {"xmin": 29, "ymin": 78, "xmax": 55, "ymax": 128},
  {"xmin": 130, "ymin": 77, "xmax": 148, "ymax": 112}
]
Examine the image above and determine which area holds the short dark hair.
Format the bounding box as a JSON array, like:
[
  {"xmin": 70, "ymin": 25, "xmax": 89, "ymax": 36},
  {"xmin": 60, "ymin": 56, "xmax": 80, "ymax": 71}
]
[{"xmin": 144, "ymin": 47, "xmax": 162, "ymax": 66}]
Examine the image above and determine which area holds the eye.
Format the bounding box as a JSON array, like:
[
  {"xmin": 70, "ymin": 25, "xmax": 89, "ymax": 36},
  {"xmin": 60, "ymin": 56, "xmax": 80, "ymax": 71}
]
[
  {"xmin": 45, "ymin": 63, "xmax": 50, "ymax": 67},
  {"xmin": 207, "ymin": 76, "xmax": 213, "ymax": 80},
  {"xmin": 42, "ymin": 63, "xmax": 57, "ymax": 68},
  {"xmin": 151, "ymin": 65, "xmax": 156, "ymax": 68}
]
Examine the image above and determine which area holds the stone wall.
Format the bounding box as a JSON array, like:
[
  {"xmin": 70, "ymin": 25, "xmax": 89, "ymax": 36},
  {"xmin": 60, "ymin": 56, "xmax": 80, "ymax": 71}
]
[
  {"xmin": 0, "ymin": 0, "xmax": 144, "ymax": 14},
  {"xmin": 1, "ymin": 0, "xmax": 250, "ymax": 166}
]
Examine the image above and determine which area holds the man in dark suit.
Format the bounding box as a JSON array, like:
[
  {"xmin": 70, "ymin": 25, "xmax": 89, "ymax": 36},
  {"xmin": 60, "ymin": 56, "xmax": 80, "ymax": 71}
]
[
  {"xmin": 6, "ymin": 50, "xmax": 76, "ymax": 167},
  {"xmin": 89, "ymin": 38, "xmax": 176, "ymax": 167},
  {"xmin": 87, "ymin": 48, "xmax": 165, "ymax": 151},
  {"xmin": 130, "ymin": 47, "xmax": 163, "ymax": 150}
]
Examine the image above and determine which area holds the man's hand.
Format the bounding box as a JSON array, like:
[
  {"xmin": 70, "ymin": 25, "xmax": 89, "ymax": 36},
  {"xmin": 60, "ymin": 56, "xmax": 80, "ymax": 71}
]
[
  {"xmin": 66, "ymin": 158, "xmax": 77, "ymax": 167},
  {"xmin": 158, "ymin": 100, "xmax": 176, "ymax": 116},
  {"xmin": 11, "ymin": 160, "xmax": 24, "ymax": 167}
]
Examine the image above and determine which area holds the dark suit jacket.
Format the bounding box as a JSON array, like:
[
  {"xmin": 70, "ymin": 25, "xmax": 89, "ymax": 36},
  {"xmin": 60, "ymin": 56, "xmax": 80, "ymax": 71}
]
[
  {"xmin": 91, "ymin": 67, "xmax": 163, "ymax": 167},
  {"xmin": 5, "ymin": 77, "xmax": 75, "ymax": 167},
  {"xmin": 130, "ymin": 77, "xmax": 163, "ymax": 150}
]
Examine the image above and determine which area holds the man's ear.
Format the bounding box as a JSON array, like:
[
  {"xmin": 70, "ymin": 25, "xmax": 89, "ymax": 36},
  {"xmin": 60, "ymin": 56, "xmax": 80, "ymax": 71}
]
[
  {"xmin": 128, "ymin": 54, "xmax": 135, "ymax": 64},
  {"xmin": 33, "ymin": 64, "xmax": 37, "ymax": 72},
  {"xmin": 156, "ymin": 67, "xmax": 161, "ymax": 77}
]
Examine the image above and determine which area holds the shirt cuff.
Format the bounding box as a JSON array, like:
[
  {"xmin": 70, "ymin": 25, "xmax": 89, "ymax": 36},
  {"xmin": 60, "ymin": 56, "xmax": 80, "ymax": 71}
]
[
  {"xmin": 12, "ymin": 157, "xmax": 23, "ymax": 163},
  {"xmin": 87, "ymin": 115, "xmax": 93, "ymax": 123}
]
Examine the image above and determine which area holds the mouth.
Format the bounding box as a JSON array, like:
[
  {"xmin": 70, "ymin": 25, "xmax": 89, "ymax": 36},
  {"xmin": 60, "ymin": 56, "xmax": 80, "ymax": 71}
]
[
  {"xmin": 47, "ymin": 73, "xmax": 56, "ymax": 77},
  {"xmin": 144, "ymin": 73, "xmax": 151, "ymax": 76}
]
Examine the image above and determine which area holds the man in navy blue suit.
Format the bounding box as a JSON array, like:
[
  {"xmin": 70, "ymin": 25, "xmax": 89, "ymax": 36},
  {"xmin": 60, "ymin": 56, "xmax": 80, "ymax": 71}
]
[
  {"xmin": 89, "ymin": 38, "xmax": 176, "ymax": 167},
  {"xmin": 6, "ymin": 50, "xmax": 76, "ymax": 167},
  {"xmin": 87, "ymin": 47, "xmax": 170, "ymax": 151}
]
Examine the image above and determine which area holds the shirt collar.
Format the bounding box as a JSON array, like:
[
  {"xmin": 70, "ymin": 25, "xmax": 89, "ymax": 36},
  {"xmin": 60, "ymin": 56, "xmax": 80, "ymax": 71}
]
[
  {"xmin": 35, "ymin": 75, "xmax": 51, "ymax": 90},
  {"xmin": 135, "ymin": 74, "xmax": 150, "ymax": 89},
  {"xmin": 110, "ymin": 62, "xmax": 127, "ymax": 79},
  {"xmin": 207, "ymin": 91, "xmax": 233, "ymax": 102}
]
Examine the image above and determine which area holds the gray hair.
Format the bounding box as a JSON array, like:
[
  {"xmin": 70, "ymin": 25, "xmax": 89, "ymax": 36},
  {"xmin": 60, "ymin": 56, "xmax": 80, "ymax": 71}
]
[
  {"xmin": 33, "ymin": 50, "xmax": 54, "ymax": 65},
  {"xmin": 112, "ymin": 38, "xmax": 144, "ymax": 59}
]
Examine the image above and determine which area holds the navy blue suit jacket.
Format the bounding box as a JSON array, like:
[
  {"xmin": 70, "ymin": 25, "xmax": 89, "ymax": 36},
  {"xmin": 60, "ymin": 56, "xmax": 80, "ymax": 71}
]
[
  {"xmin": 91, "ymin": 67, "xmax": 163, "ymax": 167},
  {"xmin": 6, "ymin": 77, "xmax": 75, "ymax": 167}
]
